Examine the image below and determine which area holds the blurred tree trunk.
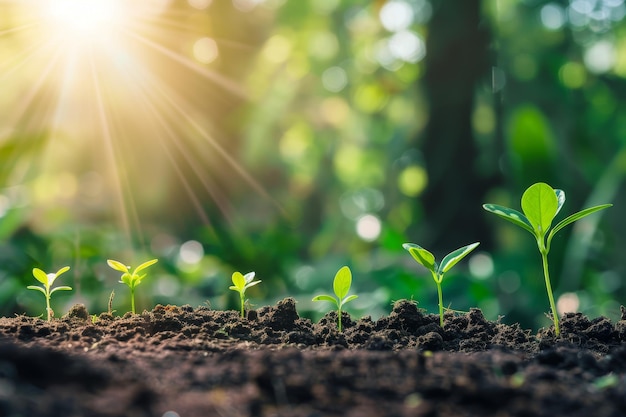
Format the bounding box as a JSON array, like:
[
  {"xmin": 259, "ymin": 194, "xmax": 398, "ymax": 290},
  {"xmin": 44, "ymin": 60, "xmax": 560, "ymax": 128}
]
[{"xmin": 415, "ymin": 0, "xmax": 498, "ymax": 251}]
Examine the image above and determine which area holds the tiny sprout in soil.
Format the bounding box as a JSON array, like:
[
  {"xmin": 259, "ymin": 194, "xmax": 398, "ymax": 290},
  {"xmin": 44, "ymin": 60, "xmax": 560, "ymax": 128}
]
[
  {"xmin": 312, "ymin": 265, "xmax": 358, "ymax": 332},
  {"xmin": 27, "ymin": 266, "xmax": 72, "ymax": 321},
  {"xmin": 483, "ymin": 182, "xmax": 612, "ymax": 336},
  {"xmin": 403, "ymin": 242, "xmax": 479, "ymax": 327},
  {"xmin": 229, "ymin": 271, "xmax": 261, "ymax": 318},
  {"xmin": 107, "ymin": 259, "xmax": 158, "ymax": 314}
]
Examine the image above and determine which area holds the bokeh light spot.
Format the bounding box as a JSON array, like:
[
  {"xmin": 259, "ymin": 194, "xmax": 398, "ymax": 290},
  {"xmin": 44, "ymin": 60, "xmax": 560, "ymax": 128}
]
[
  {"xmin": 356, "ymin": 214, "xmax": 382, "ymax": 242},
  {"xmin": 559, "ymin": 61, "xmax": 587, "ymax": 88},
  {"xmin": 468, "ymin": 253, "xmax": 494, "ymax": 280},
  {"xmin": 379, "ymin": 1, "xmax": 414, "ymax": 32},
  {"xmin": 540, "ymin": 3, "xmax": 566, "ymax": 30},
  {"xmin": 179, "ymin": 240, "xmax": 204, "ymax": 265},
  {"xmin": 557, "ymin": 292, "xmax": 580, "ymax": 315},
  {"xmin": 188, "ymin": 0, "xmax": 212, "ymax": 9},
  {"xmin": 398, "ymin": 166, "xmax": 427, "ymax": 197},
  {"xmin": 322, "ymin": 66, "xmax": 348, "ymax": 92},
  {"xmin": 262, "ymin": 35, "xmax": 292, "ymax": 64},
  {"xmin": 193, "ymin": 37, "xmax": 219, "ymax": 64},
  {"xmin": 584, "ymin": 41, "xmax": 616, "ymax": 73}
]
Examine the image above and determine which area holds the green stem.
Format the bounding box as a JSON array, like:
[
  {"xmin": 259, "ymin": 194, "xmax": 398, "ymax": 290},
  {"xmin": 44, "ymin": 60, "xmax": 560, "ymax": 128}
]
[
  {"xmin": 240, "ymin": 294, "xmax": 245, "ymax": 318},
  {"xmin": 541, "ymin": 250, "xmax": 560, "ymax": 336},
  {"xmin": 436, "ymin": 279, "xmax": 444, "ymax": 327},
  {"xmin": 130, "ymin": 287, "xmax": 136, "ymax": 314},
  {"xmin": 337, "ymin": 306, "xmax": 342, "ymax": 332},
  {"xmin": 46, "ymin": 293, "xmax": 52, "ymax": 322}
]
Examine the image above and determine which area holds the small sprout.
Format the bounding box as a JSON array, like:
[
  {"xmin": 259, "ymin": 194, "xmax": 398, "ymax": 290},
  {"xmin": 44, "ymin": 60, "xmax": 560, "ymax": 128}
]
[
  {"xmin": 312, "ymin": 266, "xmax": 358, "ymax": 332},
  {"xmin": 229, "ymin": 271, "xmax": 261, "ymax": 318},
  {"xmin": 107, "ymin": 258, "xmax": 158, "ymax": 314},
  {"xmin": 27, "ymin": 266, "xmax": 72, "ymax": 321},
  {"xmin": 483, "ymin": 182, "xmax": 611, "ymax": 336},
  {"xmin": 403, "ymin": 242, "xmax": 480, "ymax": 327}
]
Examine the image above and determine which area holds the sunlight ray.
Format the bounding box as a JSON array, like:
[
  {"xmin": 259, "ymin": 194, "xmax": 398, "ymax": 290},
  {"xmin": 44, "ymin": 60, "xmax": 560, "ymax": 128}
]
[
  {"xmin": 90, "ymin": 56, "xmax": 135, "ymax": 250},
  {"xmin": 122, "ymin": 29, "xmax": 248, "ymax": 98}
]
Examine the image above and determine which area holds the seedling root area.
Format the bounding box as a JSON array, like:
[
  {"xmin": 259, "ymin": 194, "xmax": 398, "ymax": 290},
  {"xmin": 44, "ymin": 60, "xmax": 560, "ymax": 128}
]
[{"xmin": 1, "ymin": 299, "xmax": 625, "ymax": 417}]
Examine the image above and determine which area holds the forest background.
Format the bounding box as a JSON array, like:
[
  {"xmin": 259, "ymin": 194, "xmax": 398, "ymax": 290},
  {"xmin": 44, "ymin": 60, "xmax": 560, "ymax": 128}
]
[{"xmin": 1, "ymin": 0, "xmax": 624, "ymax": 330}]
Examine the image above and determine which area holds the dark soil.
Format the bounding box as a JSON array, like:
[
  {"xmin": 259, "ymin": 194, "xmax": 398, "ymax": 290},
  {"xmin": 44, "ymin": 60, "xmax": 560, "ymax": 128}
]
[{"xmin": 1, "ymin": 299, "xmax": 625, "ymax": 417}]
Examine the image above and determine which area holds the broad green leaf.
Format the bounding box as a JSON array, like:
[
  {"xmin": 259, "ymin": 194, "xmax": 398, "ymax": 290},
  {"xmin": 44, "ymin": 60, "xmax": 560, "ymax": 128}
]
[
  {"xmin": 135, "ymin": 259, "xmax": 158, "ymax": 274},
  {"xmin": 243, "ymin": 272, "xmax": 256, "ymax": 284},
  {"xmin": 231, "ymin": 271, "xmax": 246, "ymax": 289},
  {"xmin": 50, "ymin": 286, "xmax": 72, "ymax": 294},
  {"xmin": 55, "ymin": 266, "xmax": 70, "ymax": 277},
  {"xmin": 341, "ymin": 294, "xmax": 358, "ymax": 306},
  {"xmin": 312, "ymin": 294, "xmax": 339, "ymax": 307},
  {"xmin": 482, "ymin": 204, "xmax": 534, "ymax": 235},
  {"xmin": 555, "ymin": 189, "xmax": 565, "ymax": 216},
  {"xmin": 521, "ymin": 182, "xmax": 558, "ymax": 235},
  {"xmin": 27, "ymin": 285, "xmax": 46, "ymax": 295},
  {"xmin": 438, "ymin": 242, "xmax": 480, "ymax": 274},
  {"xmin": 403, "ymin": 243, "xmax": 437, "ymax": 272},
  {"xmin": 107, "ymin": 259, "xmax": 129, "ymax": 273},
  {"xmin": 244, "ymin": 280, "xmax": 261, "ymax": 290},
  {"xmin": 32, "ymin": 268, "xmax": 49, "ymax": 285},
  {"xmin": 549, "ymin": 204, "xmax": 613, "ymax": 241},
  {"xmin": 333, "ymin": 266, "xmax": 352, "ymax": 300}
]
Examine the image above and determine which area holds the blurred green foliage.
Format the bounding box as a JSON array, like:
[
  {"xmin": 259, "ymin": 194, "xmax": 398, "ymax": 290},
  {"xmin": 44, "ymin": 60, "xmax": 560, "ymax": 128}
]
[{"xmin": 0, "ymin": 0, "xmax": 624, "ymax": 330}]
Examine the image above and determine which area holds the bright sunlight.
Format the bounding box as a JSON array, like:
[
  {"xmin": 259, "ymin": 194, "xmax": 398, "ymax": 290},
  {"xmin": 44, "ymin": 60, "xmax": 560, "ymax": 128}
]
[{"xmin": 1, "ymin": 0, "xmax": 274, "ymax": 247}]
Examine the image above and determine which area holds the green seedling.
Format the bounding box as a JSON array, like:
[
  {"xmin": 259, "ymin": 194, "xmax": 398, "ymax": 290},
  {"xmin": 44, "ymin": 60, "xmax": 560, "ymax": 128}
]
[
  {"xmin": 229, "ymin": 271, "xmax": 261, "ymax": 318},
  {"xmin": 403, "ymin": 242, "xmax": 480, "ymax": 327},
  {"xmin": 483, "ymin": 182, "xmax": 612, "ymax": 336},
  {"xmin": 107, "ymin": 258, "xmax": 158, "ymax": 314},
  {"xmin": 312, "ymin": 266, "xmax": 358, "ymax": 332},
  {"xmin": 27, "ymin": 266, "xmax": 72, "ymax": 321}
]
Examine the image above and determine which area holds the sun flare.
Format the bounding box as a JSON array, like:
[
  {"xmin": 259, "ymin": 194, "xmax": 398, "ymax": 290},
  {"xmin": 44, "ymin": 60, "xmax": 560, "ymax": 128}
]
[
  {"xmin": 42, "ymin": 0, "xmax": 123, "ymax": 40},
  {"xmin": 0, "ymin": 0, "xmax": 276, "ymax": 245}
]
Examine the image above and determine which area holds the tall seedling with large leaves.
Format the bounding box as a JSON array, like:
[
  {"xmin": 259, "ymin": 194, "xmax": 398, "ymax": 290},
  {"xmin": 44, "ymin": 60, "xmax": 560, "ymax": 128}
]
[{"xmin": 483, "ymin": 182, "xmax": 612, "ymax": 336}]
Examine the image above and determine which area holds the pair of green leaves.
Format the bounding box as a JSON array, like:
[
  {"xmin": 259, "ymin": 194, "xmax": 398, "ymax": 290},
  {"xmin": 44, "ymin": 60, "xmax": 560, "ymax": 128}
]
[
  {"xmin": 312, "ymin": 266, "xmax": 358, "ymax": 332},
  {"xmin": 27, "ymin": 266, "xmax": 72, "ymax": 321},
  {"xmin": 229, "ymin": 271, "xmax": 262, "ymax": 317},
  {"xmin": 403, "ymin": 242, "xmax": 480, "ymax": 283},
  {"xmin": 403, "ymin": 242, "xmax": 479, "ymax": 326},
  {"xmin": 107, "ymin": 259, "xmax": 159, "ymax": 314},
  {"xmin": 483, "ymin": 182, "xmax": 611, "ymax": 254}
]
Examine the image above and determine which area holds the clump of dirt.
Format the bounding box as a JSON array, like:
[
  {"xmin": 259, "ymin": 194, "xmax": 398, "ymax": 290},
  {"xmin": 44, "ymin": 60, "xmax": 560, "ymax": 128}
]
[{"xmin": 0, "ymin": 299, "xmax": 625, "ymax": 417}]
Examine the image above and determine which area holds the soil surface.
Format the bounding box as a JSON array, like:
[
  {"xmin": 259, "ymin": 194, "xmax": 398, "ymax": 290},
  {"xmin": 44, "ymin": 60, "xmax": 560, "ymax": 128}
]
[{"xmin": 1, "ymin": 298, "xmax": 625, "ymax": 417}]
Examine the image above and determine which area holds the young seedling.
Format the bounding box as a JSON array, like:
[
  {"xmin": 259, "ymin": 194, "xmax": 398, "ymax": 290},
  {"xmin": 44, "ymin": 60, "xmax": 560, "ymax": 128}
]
[
  {"xmin": 107, "ymin": 258, "xmax": 158, "ymax": 314},
  {"xmin": 403, "ymin": 242, "xmax": 480, "ymax": 327},
  {"xmin": 27, "ymin": 266, "xmax": 72, "ymax": 321},
  {"xmin": 483, "ymin": 182, "xmax": 612, "ymax": 336},
  {"xmin": 229, "ymin": 271, "xmax": 261, "ymax": 318},
  {"xmin": 312, "ymin": 266, "xmax": 358, "ymax": 332}
]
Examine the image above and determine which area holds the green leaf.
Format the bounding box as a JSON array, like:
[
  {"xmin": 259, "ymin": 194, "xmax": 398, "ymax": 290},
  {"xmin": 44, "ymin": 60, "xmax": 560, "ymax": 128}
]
[
  {"xmin": 135, "ymin": 259, "xmax": 158, "ymax": 274},
  {"xmin": 333, "ymin": 266, "xmax": 352, "ymax": 300},
  {"xmin": 342, "ymin": 294, "xmax": 358, "ymax": 306},
  {"xmin": 231, "ymin": 271, "xmax": 246, "ymax": 290},
  {"xmin": 555, "ymin": 189, "xmax": 566, "ymax": 216},
  {"xmin": 482, "ymin": 204, "xmax": 534, "ymax": 235},
  {"xmin": 55, "ymin": 266, "xmax": 70, "ymax": 277},
  {"xmin": 244, "ymin": 280, "xmax": 261, "ymax": 290},
  {"xmin": 107, "ymin": 259, "xmax": 129, "ymax": 274},
  {"xmin": 549, "ymin": 204, "xmax": 613, "ymax": 241},
  {"xmin": 521, "ymin": 182, "xmax": 558, "ymax": 236},
  {"xmin": 438, "ymin": 242, "xmax": 480, "ymax": 274},
  {"xmin": 243, "ymin": 272, "xmax": 255, "ymax": 284},
  {"xmin": 50, "ymin": 286, "xmax": 72, "ymax": 294},
  {"xmin": 402, "ymin": 243, "xmax": 437, "ymax": 272},
  {"xmin": 312, "ymin": 294, "xmax": 338, "ymax": 306},
  {"xmin": 32, "ymin": 268, "xmax": 49, "ymax": 285},
  {"xmin": 27, "ymin": 285, "xmax": 46, "ymax": 295}
]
